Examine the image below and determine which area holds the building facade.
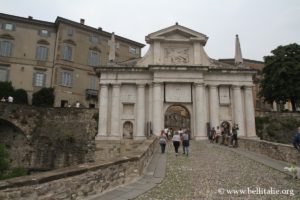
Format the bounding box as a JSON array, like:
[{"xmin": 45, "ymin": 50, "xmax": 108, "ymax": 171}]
[
  {"xmin": 0, "ymin": 13, "xmax": 144, "ymax": 107},
  {"xmin": 95, "ymin": 24, "xmax": 258, "ymax": 140}
]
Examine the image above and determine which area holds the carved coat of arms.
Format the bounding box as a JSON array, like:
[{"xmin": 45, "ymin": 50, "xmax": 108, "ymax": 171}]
[{"xmin": 164, "ymin": 48, "xmax": 190, "ymax": 64}]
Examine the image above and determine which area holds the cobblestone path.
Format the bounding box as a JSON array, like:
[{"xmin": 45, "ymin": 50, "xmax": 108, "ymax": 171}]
[{"xmin": 135, "ymin": 141, "xmax": 300, "ymax": 200}]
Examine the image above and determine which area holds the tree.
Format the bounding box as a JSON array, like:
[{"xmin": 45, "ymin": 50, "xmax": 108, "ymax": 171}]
[
  {"xmin": 12, "ymin": 89, "xmax": 28, "ymax": 104},
  {"xmin": 259, "ymin": 43, "xmax": 300, "ymax": 111},
  {"xmin": 0, "ymin": 81, "xmax": 14, "ymax": 99},
  {"xmin": 32, "ymin": 88, "xmax": 55, "ymax": 107}
]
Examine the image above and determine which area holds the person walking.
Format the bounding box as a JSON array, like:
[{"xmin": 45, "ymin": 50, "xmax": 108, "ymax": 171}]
[
  {"xmin": 159, "ymin": 130, "xmax": 167, "ymax": 153},
  {"xmin": 293, "ymin": 127, "xmax": 300, "ymax": 152},
  {"xmin": 232, "ymin": 123, "xmax": 239, "ymax": 148},
  {"xmin": 172, "ymin": 131, "xmax": 181, "ymax": 156},
  {"xmin": 182, "ymin": 131, "xmax": 190, "ymax": 156}
]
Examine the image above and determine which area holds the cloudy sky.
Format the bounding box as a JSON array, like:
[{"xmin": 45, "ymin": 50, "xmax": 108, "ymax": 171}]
[{"xmin": 1, "ymin": 0, "xmax": 299, "ymax": 61}]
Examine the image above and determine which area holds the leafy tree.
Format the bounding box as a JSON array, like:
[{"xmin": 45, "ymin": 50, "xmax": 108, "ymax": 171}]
[
  {"xmin": 0, "ymin": 81, "xmax": 14, "ymax": 99},
  {"xmin": 32, "ymin": 87, "xmax": 55, "ymax": 107},
  {"xmin": 259, "ymin": 43, "xmax": 300, "ymax": 111},
  {"xmin": 13, "ymin": 89, "xmax": 28, "ymax": 104}
]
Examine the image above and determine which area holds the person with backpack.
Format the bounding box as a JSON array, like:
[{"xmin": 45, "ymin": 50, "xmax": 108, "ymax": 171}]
[{"xmin": 159, "ymin": 130, "xmax": 167, "ymax": 153}]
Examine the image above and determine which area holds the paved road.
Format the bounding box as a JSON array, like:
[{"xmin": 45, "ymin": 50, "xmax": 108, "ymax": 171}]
[{"xmin": 135, "ymin": 141, "xmax": 300, "ymax": 200}]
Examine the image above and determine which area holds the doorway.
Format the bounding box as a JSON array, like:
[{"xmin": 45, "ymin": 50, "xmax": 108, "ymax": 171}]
[{"xmin": 164, "ymin": 105, "xmax": 190, "ymax": 131}]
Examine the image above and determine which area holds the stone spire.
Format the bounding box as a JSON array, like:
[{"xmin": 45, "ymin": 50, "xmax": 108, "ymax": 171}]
[
  {"xmin": 108, "ymin": 32, "xmax": 116, "ymax": 63},
  {"xmin": 234, "ymin": 34, "xmax": 243, "ymax": 65}
]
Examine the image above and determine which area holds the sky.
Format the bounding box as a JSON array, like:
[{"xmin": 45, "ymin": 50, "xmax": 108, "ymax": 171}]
[{"xmin": 1, "ymin": 0, "xmax": 300, "ymax": 61}]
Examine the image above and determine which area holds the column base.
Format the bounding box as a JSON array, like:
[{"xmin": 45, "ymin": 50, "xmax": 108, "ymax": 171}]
[
  {"xmin": 95, "ymin": 135, "xmax": 109, "ymax": 140},
  {"xmin": 134, "ymin": 136, "xmax": 147, "ymax": 140},
  {"xmin": 106, "ymin": 135, "xmax": 121, "ymax": 140},
  {"xmin": 194, "ymin": 136, "xmax": 208, "ymax": 140},
  {"xmin": 245, "ymin": 135, "xmax": 260, "ymax": 140}
]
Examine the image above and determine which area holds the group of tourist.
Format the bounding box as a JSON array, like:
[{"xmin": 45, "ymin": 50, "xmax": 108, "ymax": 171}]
[
  {"xmin": 1, "ymin": 96, "xmax": 14, "ymax": 103},
  {"xmin": 209, "ymin": 123, "xmax": 239, "ymax": 148},
  {"xmin": 159, "ymin": 128, "xmax": 190, "ymax": 156}
]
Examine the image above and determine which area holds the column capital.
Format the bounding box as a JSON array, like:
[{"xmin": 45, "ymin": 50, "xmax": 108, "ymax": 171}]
[
  {"xmin": 244, "ymin": 85, "xmax": 253, "ymax": 90},
  {"xmin": 232, "ymin": 85, "xmax": 241, "ymax": 90},
  {"xmin": 136, "ymin": 83, "xmax": 146, "ymax": 88},
  {"xmin": 152, "ymin": 82, "xmax": 162, "ymax": 87},
  {"xmin": 100, "ymin": 83, "xmax": 109, "ymax": 88},
  {"xmin": 208, "ymin": 84, "xmax": 218, "ymax": 88},
  {"xmin": 111, "ymin": 83, "xmax": 121, "ymax": 88},
  {"xmin": 194, "ymin": 82, "xmax": 205, "ymax": 87}
]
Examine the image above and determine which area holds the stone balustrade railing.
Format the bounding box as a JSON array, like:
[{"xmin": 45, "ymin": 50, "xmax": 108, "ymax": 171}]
[
  {"xmin": 0, "ymin": 137, "xmax": 157, "ymax": 200},
  {"xmin": 238, "ymin": 138, "xmax": 300, "ymax": 165}
]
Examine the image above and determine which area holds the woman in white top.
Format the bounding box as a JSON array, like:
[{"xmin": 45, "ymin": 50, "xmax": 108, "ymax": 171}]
[{"xmin": 172, "ymin": 131, "xmax": 181, "ymax": 156}]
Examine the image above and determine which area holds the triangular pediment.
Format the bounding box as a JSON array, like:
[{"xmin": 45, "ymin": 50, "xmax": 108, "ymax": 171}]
[{"xmin": 146, "ymin": 24, "xmax": 208, "ymax": 45}]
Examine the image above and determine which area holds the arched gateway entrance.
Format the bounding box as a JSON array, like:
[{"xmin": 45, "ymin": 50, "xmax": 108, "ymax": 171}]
[{"xmin": 164, "ymin": 105, "xmax": 190, "ymax": 132}]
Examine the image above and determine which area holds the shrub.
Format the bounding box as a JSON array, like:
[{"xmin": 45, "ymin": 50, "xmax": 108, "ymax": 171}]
[
  {"xmin": 12, "ymin": 89, "xmax": 28, "ymax": 104},
  {"xmin": 0, "ymin": 144, "xmax": 10, "ymax": 176},
  {"xmin": 32, "ymin": 88, "xmax": 55, "ymax": 107},
  {"xmin": 0, "ymin": 81, "xmax": 14, "ymax": 99}
]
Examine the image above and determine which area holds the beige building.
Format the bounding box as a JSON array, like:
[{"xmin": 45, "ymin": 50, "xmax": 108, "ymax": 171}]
[{"xmin": 0, "ymin": 13, "xmax": 144, "ymax": 107}]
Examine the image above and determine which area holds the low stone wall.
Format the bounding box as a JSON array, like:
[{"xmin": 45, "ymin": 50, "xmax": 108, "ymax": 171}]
[
  {"xmin": 239, "ymin": 138, "xmax": 300, "ymax": 165},
  {"xmin": 0, "ymin": 137, "xmax": 157, "ymax": 200}
]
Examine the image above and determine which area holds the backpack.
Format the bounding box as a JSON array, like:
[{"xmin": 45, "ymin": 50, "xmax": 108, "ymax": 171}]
[{"xmin": 159, "ymin": 137, "xmax": 166, "ymax": 144}]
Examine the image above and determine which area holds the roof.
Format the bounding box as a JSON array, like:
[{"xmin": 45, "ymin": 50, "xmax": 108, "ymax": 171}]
[
  {"xmin": 55, "ymin": 17, "xmax": 145, "ymax": 48},
  {"xmin": 0, "ymin": 13, "xmax": 145, "ymax": 48}
]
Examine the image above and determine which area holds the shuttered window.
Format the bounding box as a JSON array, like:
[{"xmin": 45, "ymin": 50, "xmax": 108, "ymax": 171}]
[
  {"xmin": 89, "ymin": 76, "xmax": 97, "ymax": 90},
  {"xmin": 62, "ymin": 45, "xmax": 72, "ymax": 61},
  {"xmin": 88, "ymin": 51, "xmax": 100, "ymax": 67},
  {"xmin": 0, "ymin": 66, "xmax": 9, "ymax": 82},
  {"xmin": 0, "ymin": 40, "xmax": 12, "ymax": 57},
  {"xmin": 36, "ymin": 46, "xmax": 48, "ymax": 61},
  {"xmin": 60, "ymin": 71, "xmax": 73, "ymax": 87},
  {"xmin": 33, "ymin": 72, "xmax": 46, "ymax": 87}
]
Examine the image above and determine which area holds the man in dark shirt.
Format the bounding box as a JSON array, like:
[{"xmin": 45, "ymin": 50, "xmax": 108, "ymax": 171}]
[{"xmin": 293, "ymin": 127, "xmax": 300, "ymax": 152}]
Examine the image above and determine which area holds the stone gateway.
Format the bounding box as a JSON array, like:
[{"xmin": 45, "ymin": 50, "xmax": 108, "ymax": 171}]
[{"xmin": 95, "ymin": 24, "xmax": 257, "ymax": 140}]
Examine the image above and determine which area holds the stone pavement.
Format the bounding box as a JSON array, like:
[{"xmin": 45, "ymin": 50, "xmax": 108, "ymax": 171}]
[{"xmin": 89, "ymin": 141, "xmax": 300, "ymax": 200}]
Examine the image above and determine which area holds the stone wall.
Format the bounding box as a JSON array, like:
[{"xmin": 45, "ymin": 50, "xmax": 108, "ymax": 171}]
[
  {"xmin": 0, "ymin": 103, "xmax": 98, "ymax": 170},
  {"xmin": 239, "ymin": 138, "xmax": 300, "ymax": 165},
  {"xmin": 0, "ymin": 138, "xmax": 157, "ymax": 200}
]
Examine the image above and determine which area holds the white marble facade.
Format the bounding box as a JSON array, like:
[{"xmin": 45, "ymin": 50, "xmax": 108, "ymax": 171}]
[{"xmin": 95, "ymin": 24, "xmax": 257, "ymax": 140}]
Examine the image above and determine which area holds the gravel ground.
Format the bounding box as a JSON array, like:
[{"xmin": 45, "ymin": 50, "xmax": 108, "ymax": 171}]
[{"xmin": 135, "ymin": 141, "xmax": 300, "ymax": 200}]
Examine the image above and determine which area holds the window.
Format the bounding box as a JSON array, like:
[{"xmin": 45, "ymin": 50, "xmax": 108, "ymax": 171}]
[
  {"xmin": 90, "ymin": 35, "xmax": 99, "ymax": 44},
  {"xmin": 36, "ymin": 46, "xmax": 48, "ymax": 61},
  {"xmin": 62, "ymin": 45, "xmax": 72, "ymax": 61},
  {"xmin": 67, "ymin": 28, "xmax": 74, "ymax": 36},
  {"xmin": 129, "ymin": 47, "xmax": 138, "ymax": 54},
  {"xmin": 39, "ymin": 29, "xmax": 50, "ymax": 37},
  {"xmin": 0, "ymin": 40, "xmax": 12, "ymax": 57},
  {"xmin": 89, "ymin": 76, "xmax": 97, "ymax": 90},
  {"xmin": 60, "ymin": 71, "xmax": 73, "ymax": 87},
  {"xmin": 33, "ymin": 72, "xmax": 46, "ymax": 87},
  {"xmin": 88, "ymin": 51, "xmax": 100, "ymax": 67},
  {"xmin": 2, "ymin": 23, "xmax": 15, "ymax": 31},
  {"xmin": 0, "ymin": 66, "xmax": 9, "ymax": 82}
]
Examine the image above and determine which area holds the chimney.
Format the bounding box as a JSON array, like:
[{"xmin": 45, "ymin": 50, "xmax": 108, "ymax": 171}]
[
  {"xmin": 98, "ymin": 27, "xmax": 102, "ymax": 31},
  {"xmin": 28, "ymin": 16, "xmax": 33, "ymax": 20},
  {"xmin": 80, "ymin": 18, "xmax": 85, "ymax": 25}
]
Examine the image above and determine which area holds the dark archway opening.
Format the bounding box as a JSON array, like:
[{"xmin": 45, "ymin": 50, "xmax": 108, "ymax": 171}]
[
  {"xmin": 164, "ymin": 105, "xmax": 190, "ymax": 132},
  {"xmin": 0, "ymin": 119, "xmax": 31, "ymax": 169}
]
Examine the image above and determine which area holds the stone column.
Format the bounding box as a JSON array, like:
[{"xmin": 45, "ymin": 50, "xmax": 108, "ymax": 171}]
[
  {"xmin": 96, "ymin": 84, "xmax": 108, "ymax": 139},
  {"xmin": 232, "ymin": 85, "xmax": 245, "ymax": 137},
  {"xmin": 244, "ymin": 86, "xmax": 257, "ymax": 138},
  {"xmin": 110, "ymin": 83, "xmax": 121, "ymax": 139},
  {"xmin": 152, "ymin": 82, "xmax": 162, "ymax": 136},
  {"xmin": 136, "ymin": 84, "xmax": 146, "ymax": 140},
  {"xmin": 148, "ymin": 84, "xmax": 153, "ymax": 133},
  {"xmin": 209, "ymin": 84, "xmax": 220, "ymax": 129},
  {"xmin": 194, "ymin": 83, "xmax": 206, "ymax": 140}
]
